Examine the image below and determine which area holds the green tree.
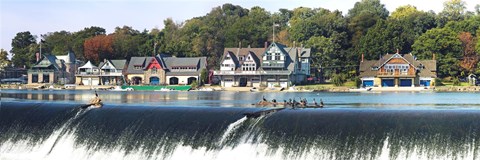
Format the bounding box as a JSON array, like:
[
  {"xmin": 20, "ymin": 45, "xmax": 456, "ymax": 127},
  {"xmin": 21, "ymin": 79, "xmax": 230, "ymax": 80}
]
[
  {"xmin": 412, "ymin": 28, "xmax": 463, "ymax": 77},
  {"xmin": 11, "ymin": 31, "xmax": 37, "ymax": 68},
  {"xmin": 390, "ymin": 5, "xmax": 418, "ymax": 20},
  {"xmin": 438, "ymin": 0, "xmax": 467, "ymax": 26},
  {"xmin": 111, "ymin": 26, "xmax": 145, "ymax": 59},
  {"xmin": 41, "ymin": 30, "xmax": 73, "ymax": 55},
  {"xmin": 347, "ymin": 0, "xmax": 389, "ymax": 19},
  {"xmin": 0, "ymin": 49, "xmax": 11, "ymax": 69},
  {"xmin": 200, "ymin": 68, "xmax": 208, "ymax": 85},
  {"xmin": 347, "ymin": 0, "xmax": 388, "ymax": 51}
]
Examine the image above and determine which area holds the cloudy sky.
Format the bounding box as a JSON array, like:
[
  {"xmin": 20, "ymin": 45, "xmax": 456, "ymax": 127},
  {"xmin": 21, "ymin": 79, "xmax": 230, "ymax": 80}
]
[{"xmin": 1, "ymin": 0, "xmax": 479, "ymax": 55}]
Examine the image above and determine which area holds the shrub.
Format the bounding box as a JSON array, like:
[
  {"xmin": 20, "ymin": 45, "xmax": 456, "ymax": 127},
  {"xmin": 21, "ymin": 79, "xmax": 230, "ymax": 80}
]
[
  {"xmin": 331, "ymin": 73, "xmax": 346, "ymax": 86},
  {"xmin": 190, "ymin": 80, "xmax": 198, "ymax": 89},
  {"xmin": 452, "ymin": 77, "xmax": 460, "ymax": 86}
]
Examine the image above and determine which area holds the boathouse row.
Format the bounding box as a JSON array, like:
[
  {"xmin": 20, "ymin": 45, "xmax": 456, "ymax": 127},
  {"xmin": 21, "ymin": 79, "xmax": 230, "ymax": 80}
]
[
  {"xmin": 214, "ymin": 42, "xmax": 311, "ymax": 88},
  {"xmin": 359, "ymin": 51, "xmax": 437, "ymax": 88},
  {"xmin": 73, "ymin": 54, "xmax": 207, "ymax": 86}
]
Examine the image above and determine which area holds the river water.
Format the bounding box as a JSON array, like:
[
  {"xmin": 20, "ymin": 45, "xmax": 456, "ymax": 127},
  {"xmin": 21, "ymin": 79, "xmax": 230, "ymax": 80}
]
[{"xmin": 1, "ymin": 90, "xmax": 480, "ymax": 159}]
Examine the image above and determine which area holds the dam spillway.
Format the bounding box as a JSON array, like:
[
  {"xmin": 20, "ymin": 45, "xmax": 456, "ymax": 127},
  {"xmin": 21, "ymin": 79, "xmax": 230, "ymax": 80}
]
[{"xmin": 2, "ymin": 91, "xmax": 480, "ymax": 159}]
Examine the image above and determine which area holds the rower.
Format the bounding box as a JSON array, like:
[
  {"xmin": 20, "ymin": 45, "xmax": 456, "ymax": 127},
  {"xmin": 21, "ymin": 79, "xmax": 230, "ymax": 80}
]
[
  {"xmin": 313, "ymin": 98, "xmax": 318, "ymax": 106},
  {"xmin": 89, "ymin": 91, "xmax": 103, "ymax": 108},
  {"xmin": 319, "ymin": 99, "xmax": 324, "ymax": 108},
  {"xmin": 262, "ymin": 96, "xmax": 267, "ymax": 102}
]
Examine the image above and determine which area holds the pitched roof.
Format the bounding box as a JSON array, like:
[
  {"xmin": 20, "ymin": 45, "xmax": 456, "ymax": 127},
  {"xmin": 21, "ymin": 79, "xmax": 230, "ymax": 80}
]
[
  {"xmin": 163, "ymin": 56, "xmax": 207, "ymax": 75},
  {"xmin": 31, "ymin": 54, "xmax": 61, "ymax": 70},
  {"xmin": 419, "ymin": 60, "xmax": 437, "ymax": 78},
  {"xmin": 78, "ymin": 61, "xmax": 98, "ymax": 69},
  {"xmin": 359, "ymin": 60, "xmax": 378, "ymax": 77},
  {"xmin": 223, "ymin": 47, "xmax": 265, "ymax": 71},
  {"xmin": 99, "ymin": 59, "xmax": 127, "ymax": 70},
  {"xmin": 359, "ymin": 53, "xmax": 437, "ymax": 78},
  {"xmin": 126, "ymin": 57, "xmax": 147, "ymax": 74},
  {"xmin": 111, "ymin": 60, "xmax": 127, "ymax": 70}
]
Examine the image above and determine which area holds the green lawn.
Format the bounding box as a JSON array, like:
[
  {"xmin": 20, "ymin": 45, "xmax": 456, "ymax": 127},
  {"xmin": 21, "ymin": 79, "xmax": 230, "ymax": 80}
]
[
  {"xmin": 296, "ymin": 81, "xmax": 357, "ymax": 90},
  {"xmin": 441, "ymin": 82, "xmax": 471, "ymax": 86}
]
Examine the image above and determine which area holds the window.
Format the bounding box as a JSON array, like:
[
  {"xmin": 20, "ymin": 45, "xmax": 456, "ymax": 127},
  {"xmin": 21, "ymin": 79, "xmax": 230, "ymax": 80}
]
[
  {"xmin": 266, "ymin": 52, "xmax": 272, "ymax": 60},
  {"xmin": 152, "ymin": 67, "xmax": 157, "ymax": 74},
  {"xmin": 275, "ymin": 53, "xmax": 281, "ymax": 60},
  {"xmin": 134, "ymin": 66, "xmax": 142, "ymax": 70}
]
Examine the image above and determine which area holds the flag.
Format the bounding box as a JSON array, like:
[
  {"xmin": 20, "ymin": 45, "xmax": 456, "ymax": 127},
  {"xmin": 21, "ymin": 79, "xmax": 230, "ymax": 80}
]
[{"xmin": 273, "ymin": 23, "xmax": 280, "ymax": 27}]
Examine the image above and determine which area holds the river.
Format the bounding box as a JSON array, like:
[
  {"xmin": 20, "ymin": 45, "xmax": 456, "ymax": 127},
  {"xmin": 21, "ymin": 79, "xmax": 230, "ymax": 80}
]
[{"xmin": 1, "ymin": 90, "xmax": 480, "ymax": 159}]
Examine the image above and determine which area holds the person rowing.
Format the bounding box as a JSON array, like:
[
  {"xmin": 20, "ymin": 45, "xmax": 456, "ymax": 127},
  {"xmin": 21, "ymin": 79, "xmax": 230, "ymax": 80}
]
[{"xmin": 89, "ymin": 91, "xmax": 103, "ymax": 108}]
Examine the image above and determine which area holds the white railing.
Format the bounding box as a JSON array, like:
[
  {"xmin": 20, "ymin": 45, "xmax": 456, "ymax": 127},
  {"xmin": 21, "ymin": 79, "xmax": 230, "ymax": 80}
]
[
  {"xmin": 214, "ymin": 70, "xmax": 291, "ymax": 75},
  {"xmin": 76, "ymin": 71, "xmax": 122, "ymax": 76}
]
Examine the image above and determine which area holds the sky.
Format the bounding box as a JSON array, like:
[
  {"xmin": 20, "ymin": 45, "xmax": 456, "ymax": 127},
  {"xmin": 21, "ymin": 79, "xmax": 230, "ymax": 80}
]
[{"xmin": 1, "ymin": 0, "xmax": 479, "ymax": 57}]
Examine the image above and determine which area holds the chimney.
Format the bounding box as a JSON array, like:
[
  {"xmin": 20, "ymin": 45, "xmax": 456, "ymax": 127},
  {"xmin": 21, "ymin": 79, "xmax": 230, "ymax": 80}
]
[
  {"xmin": 293, "ymin": 41, "xmax": 296, "ymax": 47},
  {"xmin": 396, "ymin": 49, "xmax": 399, "ymax": 54},
  {"xmin": 361, "ymin": 53, "xmax": 364, "ymax": 62},
  {"xmin": 36, "ymin": 52, "xmax": 40, "ymax": 62},
  {"xmin": 264, "ymin": 41, "xmax": 268, "ymax": 50},
  {"xmin": 432, "ymin": 53, "xmax": 435, "ymax": 60},
  {"xmin": 238, "ymin": 41, "xmax": 242, "ymax": 48}
]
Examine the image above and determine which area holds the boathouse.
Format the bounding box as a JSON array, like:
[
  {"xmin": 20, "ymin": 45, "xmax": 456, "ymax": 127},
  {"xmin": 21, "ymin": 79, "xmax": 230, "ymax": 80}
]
[
  {"xmin": 214, "ymin": 42, "xmax": 311, "ymax": 88},
  {"xmin": 359, "ymin": 51, "xmax": 436, "ymax": 88}
]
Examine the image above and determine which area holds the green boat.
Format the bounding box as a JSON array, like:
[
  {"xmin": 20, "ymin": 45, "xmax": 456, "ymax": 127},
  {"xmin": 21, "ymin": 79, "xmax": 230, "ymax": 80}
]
[{"xmin": 121, "ymin": 85, "xmax": 191, "ymax": 91}]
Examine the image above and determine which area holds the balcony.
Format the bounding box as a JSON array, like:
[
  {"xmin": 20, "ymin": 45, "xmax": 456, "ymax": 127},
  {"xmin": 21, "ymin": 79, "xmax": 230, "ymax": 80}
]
[
  {"xmin": 75, "ymin": 72, "xmax": 123, "ymax": 76},
  {"xmin": 214, "ymin": 70, "xmax": 291, "ymax": 76},
  {"xmin": 28, "ymin": 69, "xmax": 56, "ymax": 73},
  {"xmin": 377, "ymin": 71, "xmax": 415, "ymax": 77}
]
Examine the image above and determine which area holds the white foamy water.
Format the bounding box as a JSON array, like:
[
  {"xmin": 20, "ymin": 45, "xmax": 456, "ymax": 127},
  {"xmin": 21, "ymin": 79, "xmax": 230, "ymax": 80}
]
[
  {"xmin": 1, "ymin": 127, "xmax": 479, "ymax": 160},
  {"xmin": 219, "ymin": 116, "xmax": 247, "ymax": 144}
]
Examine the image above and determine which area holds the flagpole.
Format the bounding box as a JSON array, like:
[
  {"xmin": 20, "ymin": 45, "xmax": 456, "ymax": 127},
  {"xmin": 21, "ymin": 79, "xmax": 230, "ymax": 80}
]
[
  {"xmin": 273, "ymin": 23, "xmax": 275, "ymax": 43},
  {"xmin": 40, "ymin": 39, "xmax": 42, "ymax": 55}
]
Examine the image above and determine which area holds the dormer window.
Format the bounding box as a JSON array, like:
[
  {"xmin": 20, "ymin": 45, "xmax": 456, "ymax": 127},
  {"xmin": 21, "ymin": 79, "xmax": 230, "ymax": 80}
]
[
  {"xmin": 134, "ymin": 65, "xmax": 142, "ymax": 70},
  {"xmin": 240, "ymin": 56, "xmax": 244, "ymax": 61}
]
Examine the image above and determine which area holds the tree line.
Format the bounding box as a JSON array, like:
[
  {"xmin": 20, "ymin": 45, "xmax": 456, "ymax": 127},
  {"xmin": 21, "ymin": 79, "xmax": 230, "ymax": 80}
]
[{"xmin": 4, "ymin": 0, "xmax": 480, "ymax": 80}]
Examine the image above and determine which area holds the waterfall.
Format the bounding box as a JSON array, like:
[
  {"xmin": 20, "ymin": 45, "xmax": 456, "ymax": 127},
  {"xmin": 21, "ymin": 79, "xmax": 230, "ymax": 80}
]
[{"xmin": 219, "ymin": 116, "xmax": 248, "ymax": 144}]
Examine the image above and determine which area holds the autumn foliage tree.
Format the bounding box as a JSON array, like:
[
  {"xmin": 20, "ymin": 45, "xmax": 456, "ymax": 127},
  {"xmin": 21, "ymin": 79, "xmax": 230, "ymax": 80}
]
[
  {"xmin": 83, "ymin": 35, "xmax": 114, "ymax": 64},
  {"xmin": 458, "ymin": 32, "xmax": 478, "ymax": 73}
]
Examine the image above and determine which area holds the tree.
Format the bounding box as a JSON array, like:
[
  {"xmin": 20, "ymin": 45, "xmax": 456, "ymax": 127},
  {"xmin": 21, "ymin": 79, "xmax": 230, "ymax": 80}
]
[
  {"xmin": 347, "ymin": 0, "xmax": 389, "ymax": 19},
  {"xmin": 347, "ymin": 0, "xmax": 388, "ymax": 51},
  {"xmin": 112, "ymin": 26, "xmax": 144, "ymax": 59},
  {"xmin": 0, "ymin": 49, "xmax": 11, "ymax": 69},
  {"xmin": 458, "ymin": 32, "xmax": 478, "ymax": 73},
  {"xmin": 390, "ymin": 5, "xmax": 418, "ymax": 20},
  {"xmin": 72, "ymin": 26, "xmax": 106, "ymax": 61},
  {"xmin": 412, "ymin": 28, "xmax": 463, "ymax": 77},
  {"xmin": 41, "ymin": 30, "xmax": 73, "ymax": 55},
  {"xmin": 83, "ymin": 35, "xmax": 114, "ymax": 64},
  {"xmin": 10, "ymin": 31, "xmax": 37, "ymax": 68},
  {"xmin": 438, "ymin": 0, "xmax": 467, "ymax": 26}
]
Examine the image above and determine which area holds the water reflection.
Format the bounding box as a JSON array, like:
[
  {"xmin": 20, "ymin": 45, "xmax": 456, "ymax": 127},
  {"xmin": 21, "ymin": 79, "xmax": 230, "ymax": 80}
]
[{"xmin": 2, "ymin": 89, "xmax": 480, "ymax": 109}]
